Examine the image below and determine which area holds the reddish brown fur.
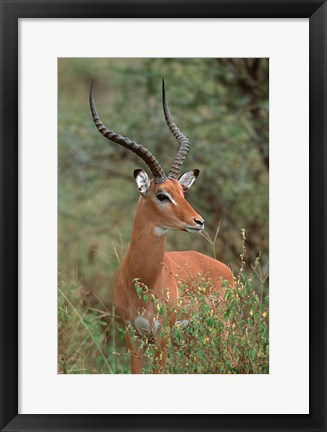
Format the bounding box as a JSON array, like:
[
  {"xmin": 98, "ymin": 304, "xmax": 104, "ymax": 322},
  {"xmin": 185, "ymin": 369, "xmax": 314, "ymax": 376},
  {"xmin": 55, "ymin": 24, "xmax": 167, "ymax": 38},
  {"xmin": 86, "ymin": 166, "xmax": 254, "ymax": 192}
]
[{"xmin": 114, "ymin": 178, "xmax": 233, "ymax": 373}]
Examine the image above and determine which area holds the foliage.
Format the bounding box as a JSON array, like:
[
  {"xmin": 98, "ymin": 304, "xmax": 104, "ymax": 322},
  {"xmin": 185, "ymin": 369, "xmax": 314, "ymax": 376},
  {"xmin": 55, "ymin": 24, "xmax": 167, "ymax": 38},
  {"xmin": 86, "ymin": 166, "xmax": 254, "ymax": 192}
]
[
  {"xmin": 58, "ymin": 58, "xmax": 269, "ymax": 374},
  {"xmin": 129, "ymin": 238, "xmax": 269, "ymax": 374},
  {"xmin": 58, "ymin": 233, "xmax": 269, "ymax": 374},
  {"xmin": 58, "ymin": 269, "xmax": 129, "ymax": 374}
]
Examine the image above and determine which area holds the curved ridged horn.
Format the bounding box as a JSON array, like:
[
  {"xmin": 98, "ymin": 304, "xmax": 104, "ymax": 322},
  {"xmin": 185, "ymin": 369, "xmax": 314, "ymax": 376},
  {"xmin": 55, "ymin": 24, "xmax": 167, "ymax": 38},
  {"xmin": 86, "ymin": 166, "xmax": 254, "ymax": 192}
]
[
  {"xmin": 90, "ymin": 77, "xmax": 166, "ymax": 184},
  {"xmin": 162, "ymin": 79, "xmax": 191, "ymax": 180}
]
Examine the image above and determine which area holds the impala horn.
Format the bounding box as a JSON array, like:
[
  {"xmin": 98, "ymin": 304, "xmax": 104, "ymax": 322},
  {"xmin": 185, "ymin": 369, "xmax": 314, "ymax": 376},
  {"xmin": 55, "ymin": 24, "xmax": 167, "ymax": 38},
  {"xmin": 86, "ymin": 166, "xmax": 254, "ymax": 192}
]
[
  {"xmin": 162, "ymin": 79, "xmax": 191, "ymax": 180},
  {"xmin": 89, "ymin": 76, "xmax": 167, "ymax": 184}
]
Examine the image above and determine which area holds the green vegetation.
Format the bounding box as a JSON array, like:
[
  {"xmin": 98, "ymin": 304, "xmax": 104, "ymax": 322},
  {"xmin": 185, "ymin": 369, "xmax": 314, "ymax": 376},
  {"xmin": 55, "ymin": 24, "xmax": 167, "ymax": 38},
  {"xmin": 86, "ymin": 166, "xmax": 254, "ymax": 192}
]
[
  {"xmin": 131, "ymin": 275, "xmax": 269, "ymax": 374},
  {"xmin": 58, "ymin": 58, "xmax": 269, "ymax": 374},
  {"xmin": 58, "ymin": 231, "xmax": 269, "ymax": 374}
]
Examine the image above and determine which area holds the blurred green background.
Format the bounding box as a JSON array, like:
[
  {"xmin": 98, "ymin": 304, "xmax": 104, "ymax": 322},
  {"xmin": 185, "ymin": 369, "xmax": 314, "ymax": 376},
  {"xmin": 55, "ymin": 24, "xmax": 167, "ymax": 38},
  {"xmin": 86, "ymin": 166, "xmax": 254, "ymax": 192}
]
[{"xmin": 58, "ymin": 58, "xmax": 269, "ymax": 373}]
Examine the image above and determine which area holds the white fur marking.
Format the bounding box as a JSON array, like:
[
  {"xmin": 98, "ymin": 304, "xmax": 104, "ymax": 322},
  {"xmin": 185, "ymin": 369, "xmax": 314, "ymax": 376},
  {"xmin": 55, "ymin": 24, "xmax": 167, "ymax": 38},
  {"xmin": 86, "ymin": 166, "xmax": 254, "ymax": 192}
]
[
  {"xmin": 179, "ymin": 171, "xmax": 197, "ymax": 190},
  {"xmin": 175, "ymin": 319, "xmax": 190, "ymax": 327},
  {"xmin": 153, "ymin": 320, "xmax": 161, "ymax": 336},
  {"xmin": 165, "ymin": 192, "xmax": 177, "ymax": 205},
  {"xmin": 134, "ymin": 316, "xmax": 151, "ymax": 336},
  {"xmin": 135, "ymin": 170, "xmax": 150, "ymax": 195},
  {"xmin": 154, "ymin": 227, "xmax": 168, "ymax": 236}
]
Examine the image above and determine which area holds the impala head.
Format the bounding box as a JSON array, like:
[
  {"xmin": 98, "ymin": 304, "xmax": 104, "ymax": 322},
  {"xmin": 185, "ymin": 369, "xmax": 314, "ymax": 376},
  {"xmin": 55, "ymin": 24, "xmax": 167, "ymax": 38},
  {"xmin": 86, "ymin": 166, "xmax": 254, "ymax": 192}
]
[
  {"xmin": 89, "ymin": 77, "xmax": 205, "ymax": 234},
  {"xmin": 133, "ymin": 168, "xmax": 204, "ymax": 235}
]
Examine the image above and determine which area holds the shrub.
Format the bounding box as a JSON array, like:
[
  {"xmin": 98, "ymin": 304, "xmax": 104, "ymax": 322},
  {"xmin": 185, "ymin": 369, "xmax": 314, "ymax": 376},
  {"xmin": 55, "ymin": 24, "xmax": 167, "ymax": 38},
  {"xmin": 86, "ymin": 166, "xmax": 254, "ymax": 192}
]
[{"xmin": 129, "ymin": 270, "xmax": 269, "ymax": 374}]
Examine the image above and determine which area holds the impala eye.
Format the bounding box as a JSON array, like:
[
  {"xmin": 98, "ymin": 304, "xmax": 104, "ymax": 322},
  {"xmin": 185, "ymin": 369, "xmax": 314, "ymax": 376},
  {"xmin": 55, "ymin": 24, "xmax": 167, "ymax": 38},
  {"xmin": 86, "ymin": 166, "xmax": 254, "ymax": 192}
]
[{"xmin": 157, "ymin": 194, "xmax": 169, "ymax": 202}]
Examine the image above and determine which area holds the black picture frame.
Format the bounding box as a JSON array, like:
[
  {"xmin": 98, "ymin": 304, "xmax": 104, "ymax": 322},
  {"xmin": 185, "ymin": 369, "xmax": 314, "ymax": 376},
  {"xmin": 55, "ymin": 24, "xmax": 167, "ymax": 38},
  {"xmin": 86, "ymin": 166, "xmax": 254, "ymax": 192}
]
[{"xmin": 1, "ymin": 1, "xmax": 326, "ymax": 431}]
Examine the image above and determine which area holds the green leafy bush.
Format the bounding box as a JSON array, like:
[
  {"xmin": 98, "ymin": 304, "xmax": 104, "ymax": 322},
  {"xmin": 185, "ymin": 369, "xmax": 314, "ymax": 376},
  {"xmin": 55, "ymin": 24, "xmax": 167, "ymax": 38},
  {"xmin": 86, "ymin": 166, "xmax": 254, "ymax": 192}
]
[{"xmin": 129, "ymin": 269, "xmax": 269, "ymax": 374}]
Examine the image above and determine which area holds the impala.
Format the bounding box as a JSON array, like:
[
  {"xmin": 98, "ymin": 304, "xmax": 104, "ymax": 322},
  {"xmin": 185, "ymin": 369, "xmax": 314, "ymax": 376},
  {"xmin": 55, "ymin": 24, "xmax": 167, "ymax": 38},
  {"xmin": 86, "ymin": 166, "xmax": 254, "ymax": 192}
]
[{"xmin": 89, "ymin": 77, "xmax": 234, "ymax": 373}]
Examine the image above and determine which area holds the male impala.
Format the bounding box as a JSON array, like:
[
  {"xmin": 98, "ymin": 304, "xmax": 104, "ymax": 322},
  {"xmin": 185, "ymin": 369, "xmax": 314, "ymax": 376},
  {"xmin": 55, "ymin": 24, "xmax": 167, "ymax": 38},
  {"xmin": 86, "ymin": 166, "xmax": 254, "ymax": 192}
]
[{"xmin": 90, "ymin": 77, "xmax": 233, "ymax": 373}]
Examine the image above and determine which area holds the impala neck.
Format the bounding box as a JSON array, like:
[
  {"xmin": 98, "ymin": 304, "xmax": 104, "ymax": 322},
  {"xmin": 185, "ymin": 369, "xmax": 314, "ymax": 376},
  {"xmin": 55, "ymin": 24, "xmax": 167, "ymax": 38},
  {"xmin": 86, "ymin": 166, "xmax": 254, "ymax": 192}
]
[{"xmin": 124, "ymin": 198, "xmax": 167, "ymax": 288}]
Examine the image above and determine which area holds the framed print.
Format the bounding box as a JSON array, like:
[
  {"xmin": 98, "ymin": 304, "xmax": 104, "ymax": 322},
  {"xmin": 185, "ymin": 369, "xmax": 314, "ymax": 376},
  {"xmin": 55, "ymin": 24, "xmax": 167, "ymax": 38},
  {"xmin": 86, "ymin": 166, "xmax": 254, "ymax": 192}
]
[{"xmin": 1, "ymin": 0, "xmax": 326, "ymax": 431}]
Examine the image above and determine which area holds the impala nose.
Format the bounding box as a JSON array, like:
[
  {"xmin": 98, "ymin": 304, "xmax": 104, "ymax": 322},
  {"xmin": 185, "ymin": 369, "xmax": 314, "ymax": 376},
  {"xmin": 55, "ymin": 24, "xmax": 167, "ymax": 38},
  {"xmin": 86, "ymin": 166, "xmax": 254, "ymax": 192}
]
[{"xmin": 194, "ymin": 218, "xmax": 204, "ymax": 227}]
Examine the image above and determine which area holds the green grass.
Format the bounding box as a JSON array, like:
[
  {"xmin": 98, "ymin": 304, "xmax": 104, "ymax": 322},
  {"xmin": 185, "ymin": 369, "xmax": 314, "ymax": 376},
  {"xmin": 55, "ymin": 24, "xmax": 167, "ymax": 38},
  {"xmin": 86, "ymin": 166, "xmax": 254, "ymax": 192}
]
[
  {"xmin": 58, "ymin": 269, "xmax": 130, "ymax": 374},
  {"xmin": 58, "ymin": 231, "xmax": 269, "ymax": 374}
]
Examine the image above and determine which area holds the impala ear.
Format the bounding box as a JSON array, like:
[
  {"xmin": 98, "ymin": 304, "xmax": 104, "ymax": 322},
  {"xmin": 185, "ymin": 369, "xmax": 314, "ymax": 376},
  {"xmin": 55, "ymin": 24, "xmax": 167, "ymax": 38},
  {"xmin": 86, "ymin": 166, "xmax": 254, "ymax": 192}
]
[
  {"xmin": 134, "ymin": 169, "xmax": 151, "ymax": 197},
  {"xmin": 178, "ymin": 169, "xmax": 200, "ymax": 191}
]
